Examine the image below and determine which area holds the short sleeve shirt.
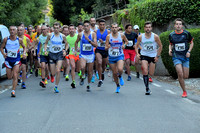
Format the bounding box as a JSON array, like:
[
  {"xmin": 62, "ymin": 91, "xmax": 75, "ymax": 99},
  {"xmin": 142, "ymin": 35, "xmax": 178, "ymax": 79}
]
[{"xmin": 169, "ymin": 30, "xmax": 193, "ymax": 59}]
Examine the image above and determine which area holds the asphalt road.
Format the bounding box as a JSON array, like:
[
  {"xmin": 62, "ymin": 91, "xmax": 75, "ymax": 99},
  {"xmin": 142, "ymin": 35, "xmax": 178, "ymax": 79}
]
[{"xmin": 0, "ymin": 72, "xmax": 200, "ymax": 133}]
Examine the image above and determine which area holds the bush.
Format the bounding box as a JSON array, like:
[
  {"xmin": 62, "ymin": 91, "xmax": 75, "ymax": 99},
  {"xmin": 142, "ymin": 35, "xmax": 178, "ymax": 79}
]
[
  {"xmin": 113, "ymin": 0, "xmax": 200, "ymax": 30},
  {"xmin": 160, "ymin": 28, "xmax": 200, "ymax": 78}
]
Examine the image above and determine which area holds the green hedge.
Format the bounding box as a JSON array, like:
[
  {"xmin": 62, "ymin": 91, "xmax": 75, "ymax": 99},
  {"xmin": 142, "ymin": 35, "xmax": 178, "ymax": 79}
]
[
  {"xmin": 160, "ymin": 29, "xmax": 200, "ymax": 78},
  {"xmin": 113, "ymin": 0, "xmax": 200, "ymax": 30}
]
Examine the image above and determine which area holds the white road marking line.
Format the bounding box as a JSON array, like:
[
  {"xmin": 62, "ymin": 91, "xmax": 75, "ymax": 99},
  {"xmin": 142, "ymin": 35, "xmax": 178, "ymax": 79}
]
[
  {"xmin": 131, "ymin": 73, "xmax": 162, "ymax": 87},
  {"xmin": 165, "ymin": 89, "xmax": 176, "ymax": 95},
  {"xmin": 152, "ymin": 83, "xmax": 161, "ymax": 88},
  {"xmin": 183, "ymin": 98, "xmax": 196, "ymax": 105}
]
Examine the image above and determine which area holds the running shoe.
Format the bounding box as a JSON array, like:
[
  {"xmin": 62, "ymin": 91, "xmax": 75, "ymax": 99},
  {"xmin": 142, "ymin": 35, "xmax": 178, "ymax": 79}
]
[
  {"xmin": 127, "ymin": 76, "xmax": 131, "ymax": 81},
  {"xmin": 136, "ymin": 72, "xmax": 140, "ymax": 78},
  {"xmin": 54, "ymin": 87, "xmax": 59, "ymax": 93},
  {"xmin": 35, "ymin": 69, "xmax": 38, "ymax": 77},
  {"xmin": 45, "ymin": 79, "xmax": 48, "ymax": 84},
  {"xmin": 91, "ymin": 75, "xmax": 95, "ymax": 83},
  {"xmin": 65, "ymin": 75, "xmax": 69, "ymax": 81},
  {"xmin": 80, "ymin": 78, "xmax": 84, "ymax": 86},
  {"xmin": 47, "ymin": 75, "xmax": 50, "ymax": 80},
  {"xmin": 98, "ymin": 81, "xmax": 103, "ymax": 87},
  {"xmin": 61, "ymin": 67, "xmax": 64, "ymax": 72},
  {"xmin": 145, "ymin": 88, "xmax": 151, "ymax": 95},
  {"xmin": 17, "ymin": 79, "xmax": 22, "ymax": 85},
  {"xmin": 87, "ymin": 85, "xmax": 90, "ymax": 92},
  {"xmin": 71, "ymin": 82, "xmax": 76, "ymax": 88},
  {"xmin": 149, "ymin": 77, "xmax": 153, "ymax": 82},
  {"xmin": 102, "ymin": 73, "xmax": 105, "ymax": 81},
  {"xmin": 21, "ymin": 82, "xmax": 26, "ymax": 89},
  {"xmin": 39, "ymin": 81, "xmax": 46, "ymax": 88},
  {"xmin": 96, "ymin": 73, "xmax": 99, "ymax": 80},
  {"xmin": 11, "ymin": 90, "xmax": 16, "ymax": 97},
  {"xmin": 119, "ymin": 76, "xmax": 124, "ymax": 86},
  {"xmin": 30, "ymin": 69, "xmax": 33, "ymax": 74},
  {"xmin": 182, "ymin": 91, "xmax": 187, "ymax": 98},
  {"xmin": 51, "ymin": 75, "xmax": 55, "ymax": 83},
  {"xmin": 115, "ymin": 86, "xmax": 120, "ymax": 93}
]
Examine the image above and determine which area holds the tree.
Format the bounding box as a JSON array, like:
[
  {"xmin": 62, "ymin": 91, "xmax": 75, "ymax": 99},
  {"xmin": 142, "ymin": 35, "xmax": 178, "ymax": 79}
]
[{"xmin": 0, "ymin": 0, "xmax": 48, "ymax": 27}]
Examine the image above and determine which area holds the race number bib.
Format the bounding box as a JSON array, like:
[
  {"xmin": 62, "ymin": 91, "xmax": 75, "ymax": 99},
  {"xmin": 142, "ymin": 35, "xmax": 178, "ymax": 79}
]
[
  {"xmin": 82, "ymin": 43, "xmax": 92, "ymax": 51},
  {"xmin": 175, "ymin": 43, "xmax": 185, "ymax": 51},
  {"xmin": 109, "ymin": 48, "xmax": 120, "ymax": 56},
  {"xmin": 144, "ymin": 43, "xmax": 154, "ymax": 51},
  {"xmin": 97, "ymin": 41, "xmax": 105, "ymax": 47},
  {"xmin": 62, "ymin": 43, "xmax": 65, "ymax": 49},
  {"xmin": 52, "ymin": 45, "xmax": 62, "ymax": 52},
  {"xmin": 127, "ymin": 41, "xmax": 133, "ymax": 47},
  {"xmin": 7, "ymin": 50, "xmax": 18, "ymax": 58}
]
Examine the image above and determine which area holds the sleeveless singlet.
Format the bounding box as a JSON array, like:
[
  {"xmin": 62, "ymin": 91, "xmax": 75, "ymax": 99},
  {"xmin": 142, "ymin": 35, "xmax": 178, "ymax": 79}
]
[
  {"xmin": 96, "ymin": 29, "xmax": 108, "ymax": 51},
  {"xmin": 80, "ymin": 32, "xmax": 94, "ymax": 55},
  {"xmin": 49, "ymin": 33, "xmax": 63, "ymax": 53},
  {"xmin": 140, "ymin": 33, "xmax": 157, "ymax": 57},
  {"xmin": 5, "ymin": 37, "xmax": 20, "ymax": 62},
  {"xmin": 108, "ymin": 33, "xmax": 123, "ymax": 57}
]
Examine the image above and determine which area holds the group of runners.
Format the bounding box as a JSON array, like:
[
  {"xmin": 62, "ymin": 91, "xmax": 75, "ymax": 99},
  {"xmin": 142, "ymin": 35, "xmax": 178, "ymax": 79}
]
[{"xmin": 0, "ymin": 17, "xmax": 193, "ymax": 98}]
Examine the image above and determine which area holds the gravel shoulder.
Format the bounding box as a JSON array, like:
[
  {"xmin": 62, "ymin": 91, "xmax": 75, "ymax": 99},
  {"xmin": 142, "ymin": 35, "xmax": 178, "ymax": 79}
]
[{"xmin": 154, "ymin": 76, "xmax": 200, "ymax": 95}]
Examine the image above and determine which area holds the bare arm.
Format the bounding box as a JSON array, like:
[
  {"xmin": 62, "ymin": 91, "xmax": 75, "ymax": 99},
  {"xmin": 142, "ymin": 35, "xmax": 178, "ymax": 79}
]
[
  {"xmin": 91, "ymin": 32, "xmax": 97, "ymax": 47},
  {"xmin": 75, "ymin": 33, "xmax": 81, "ymax": 54},
  {"xmin": 121, "ymin": 33, "xmax": 128, "ymax": 49},
  {"xmin": 169, "ymin": 43, "xmax": 172, "ymax": 56},
  {"xmin": 186, "ymin": 40, "xmax": 194, "ymax": 58},
  {"xmin": 44, "ymin": 33, "xmax": 51, "ymax": 52},
  {"xmin": 155, "ymin": 34, "xmax": 162, "ymax": 57},
  {"xmin": 0, "ymin": 38, "xmax": 7, "ymax": 58},
  {"xmin": 63, "ymin": 35, "xmax": 69, "ymax": 51},
  {"xmin": 135, "ymin": 35, "xmax": 142, "ymax": 56},
  {"xmin": 105, "ymin": 34, "xmax": 110, "ymax": 50},
  {"xmin": 19, "ymin": 38, "xmax": 26, "ymax": 59}
]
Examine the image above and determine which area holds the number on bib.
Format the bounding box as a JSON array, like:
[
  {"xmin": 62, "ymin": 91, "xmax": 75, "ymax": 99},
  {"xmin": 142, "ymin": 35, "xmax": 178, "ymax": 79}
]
[
  {"xmin": 144, "ymin": 44, "xmax": 154, "ymax": 51},
  {"xmin": 7, "ymin": 50, "xmax": 18, "ymax": 58},
  {"xmin": 109, "ymin": 49, "xmax": 120, "ymax": 56},
  {"xmin": 127, "ymin": 41, "xmax": 133, "ymax": 47},
  {"xmin": 83, "ymin": 43, "xmax": 92, "ymax": 51},
  {"xmin": 20, "ymin": 48, "xmax": 23, "ymax": 55},
  {"xmin": 52, "ymin": 45, "xmax": 62, "ymax": 52},
  {"xmin": 175, "ymin": 43, "xmax": 185, "ymax": 51},
  {"xmin": 98, "ymin": 41, "xmax": 105, "ymax": 47}
]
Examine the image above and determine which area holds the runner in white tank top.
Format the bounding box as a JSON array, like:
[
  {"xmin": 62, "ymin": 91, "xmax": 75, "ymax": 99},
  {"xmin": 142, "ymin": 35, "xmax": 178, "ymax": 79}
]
[
  {"xmin": 44, "ymin": 22, "xmax": 69, "ymax": 93},
  {"xmin": 135, "ymin": 21, "xmax": 162, "ymax": 95}
]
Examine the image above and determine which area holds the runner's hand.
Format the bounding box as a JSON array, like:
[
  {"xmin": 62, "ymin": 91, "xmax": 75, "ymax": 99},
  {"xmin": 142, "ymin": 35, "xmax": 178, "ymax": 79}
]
[
  {"xmin": 45, "ymin": 51, "xmax": 48, "ymax": 55},
  {"xmin": 38, "ymin": 53, "xmax": 40, "ymax": 58},
  {"xmin": 3, "ymin": 53, "xmax": 7, "ymax": 58},
  {"xmin": 137, "ymin": 54, "xmax": 141, "ymax": 60},
  {"xmin": 186, "ymin": 52, "xmax": 190, "ymax": 58},
  {"xmin": 169, "ymin": 50, "xmax": 172, "ymax": 56},
  {"xmin": 99, "ymin": 39, "xmax": 103, "ymax": 43},
  {"xmin": 23, "ymin": 54, "xmax": 27, "ymax": 59},
  {"xmin": 63, "ymin": 50, "xmax": 66, "ymax": 56},
  {"xmin": 154, "ymin": 57, "xmax": 159, "ymax": 62}
]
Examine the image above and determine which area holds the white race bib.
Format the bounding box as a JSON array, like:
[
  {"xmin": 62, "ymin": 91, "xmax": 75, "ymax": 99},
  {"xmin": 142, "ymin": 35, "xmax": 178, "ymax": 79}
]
[
  {"xmin": 109, "ymin": 48, "xmax": 120, "ymax": 56},
  {"xmin": 144, "ymin": 43, "xmax": 154, "ymax": 51},
  {"xmin": 127, "ymin": 41, "xmax": 133, "ymax": 47},
  {"xmin": 62, "ymin": 43, "xmax": 65, "ymax": 49},
  {"xmin": 52, "ymin": 45, "xmax": 62, "ymax": 52},
  {"xmin": 7, "ymin": 50, "xmax": 18, "ymax": 58},
  {"xmin": 82, "ymin": 43, "xmax": 92, "ymax": 51},
  {"xmin": 175, "ymin": 43, "xmax": 185, "ymax": 51},
  {"xmin": 97, "ymin": 41, "xmax": 105, "ymax": 47}
]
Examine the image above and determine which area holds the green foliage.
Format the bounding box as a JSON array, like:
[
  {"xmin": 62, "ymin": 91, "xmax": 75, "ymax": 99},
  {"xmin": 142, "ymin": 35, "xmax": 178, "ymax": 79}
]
[
  {"xmin": 79, "ymin": 9, "xmax": 94, "ymax": 22},
  {"xmin": 0, "ymin": 0, "xmax": 47, "ymax": 26},
  {"xmin": 52, "ymin": 0, "xmax": 95, "ymax": 25},
  {"xmin": 160, "ymin": 29, "xmax": 200, "ymax": 78},
  {"xmin": 114, "ymin": 0, "xmax": 200, "ymax": 30}
]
